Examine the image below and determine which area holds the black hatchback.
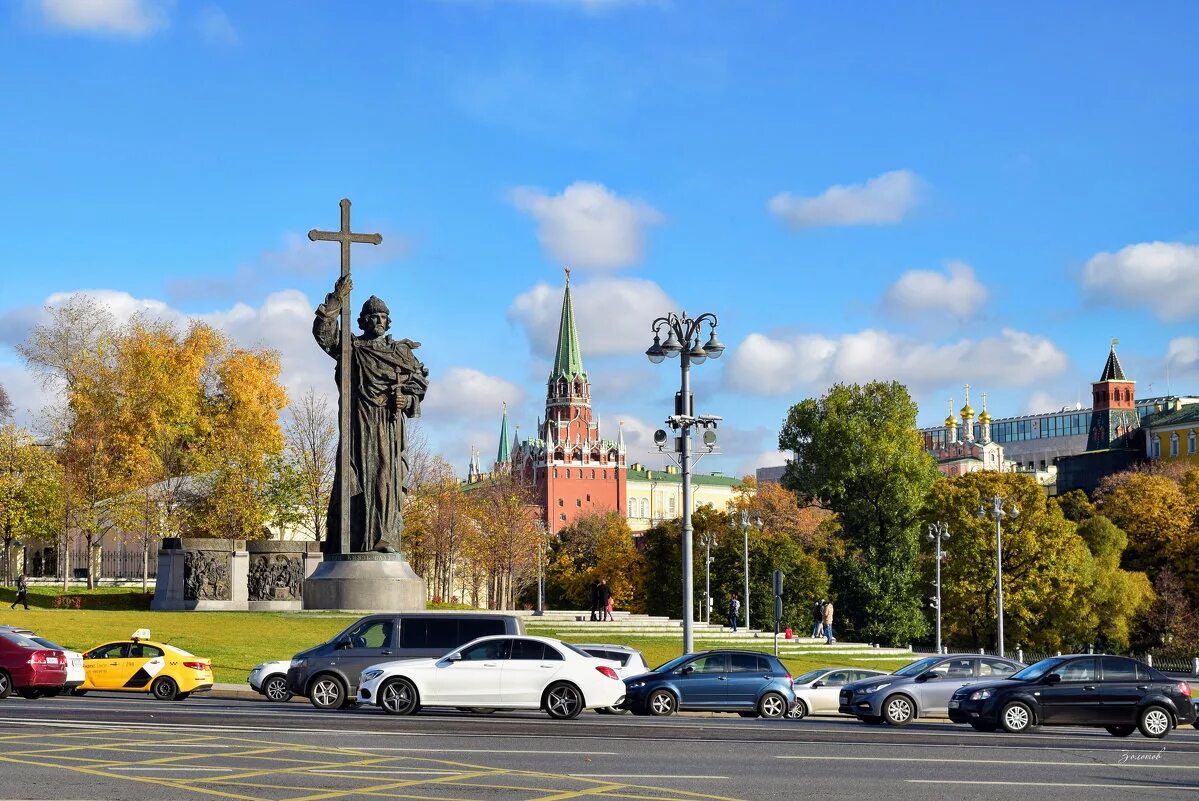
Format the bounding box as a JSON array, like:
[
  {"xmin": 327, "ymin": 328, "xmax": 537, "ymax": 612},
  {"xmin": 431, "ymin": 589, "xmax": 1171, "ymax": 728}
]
[{"xmin": 948, "ymin": 654, "xmax": 1195, "ymax": 739}]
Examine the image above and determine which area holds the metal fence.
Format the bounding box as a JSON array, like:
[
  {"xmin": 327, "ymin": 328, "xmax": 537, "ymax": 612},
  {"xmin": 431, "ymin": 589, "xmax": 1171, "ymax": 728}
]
[{"xmin": 15, "ymin": 539, "xmax": 157, "ymax": 582}]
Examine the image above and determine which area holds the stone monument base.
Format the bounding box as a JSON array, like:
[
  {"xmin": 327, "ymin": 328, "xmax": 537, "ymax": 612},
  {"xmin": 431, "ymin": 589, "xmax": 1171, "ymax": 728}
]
[{"xmin": 302, "ymin": 553, "xmax": 427, "ymax": 612}]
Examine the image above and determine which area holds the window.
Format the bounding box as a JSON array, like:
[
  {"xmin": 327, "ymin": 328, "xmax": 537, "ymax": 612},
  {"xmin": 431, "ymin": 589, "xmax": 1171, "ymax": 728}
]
[
  {"xmin": 345, "ymin": 620, "xmax": 394, "ymax": 649},
  {"xmin": 510, "ymin": 639, "xmax": 561, "ymax": 660},
  {"xmin": 1057, "ymin": 658, "xmax": 1097, "ymax": 682},
  {"xmin": 559, "ymin": 513, "xmax": 566, "ymax": 521},
  {"xmin": 459, "ymin": 639, "xmax": 508, "ymax": 661},
  {"xmin": 578, "ymin": 469, "xmax": 583, "ymax": 479},
  {"xmin": 1170, "ymin": 433, "xmax": 1180, "ymax": 457},
  {"xmin": 603, "ymin": 470, "xmax": 608, "ymax": 479},
  {"xmin": 640, "ymin": 499, "xmax": 648, "ymax": 518},
  {"xmin": 575, "ymin": 499, "xmax": 582, "ymax": 507},
  {"xmin": 558, "ymin": 499, "xmax": 564, "ymax": 507},
  {"xmin": 128, "ymin": 644, "xmax": 164, "ymax": 659},
  {"xmin": 564, "ymin": 470, "xmax": 569, "ymax": 480},
  {"xmin": 979, "ymin": 658, "xmax": 1017, "ymax": 677},
  {"xmin": 586, "ymin": 494, "xmax": 591, "ymax": 502},
  {"xmin": 1101, "ymin": 656, "xmax": 1137, "ymax": 681},
  {"xmin": 823, "ymin": 670, "xmax": 851, "ymax": 686},
  {"xmin": 685, "ymin": 654, "xmax": 728, "ymax": 673},
  {"xmin": 930, "ymin": 658, "xmax": 974, "ymax": 679},
  {"xmin": 553, "ymin": 469, "xmax": 558, "ymax": 478},
  {"xmin": 668, "ymin": 497, "xmax": 676, "ymax": 515},
  {"xmin": 1152, "ymin": 439, "xmax": 1161, "ymax": 458},
  {"xmin": 1190, "ymin": 431, "xmax": 1197, "ymax": 455},
  {"xmin": 583, "ymin": 648, "xmax": 630, "ymax": 666},
  {"xmin": 591, "ymin": 470, "xmax": 596, "ymax": 479},
  {"xmin": 87, "ymin": 643, "xmax": 128, "ymax": 660},
  {"xmin": 729, "ymin": 653, "xmax": 764, "ymax": 672},
  {"xmin": 628, "ymin": 500, "xmax": 635, "ymax": 517}
]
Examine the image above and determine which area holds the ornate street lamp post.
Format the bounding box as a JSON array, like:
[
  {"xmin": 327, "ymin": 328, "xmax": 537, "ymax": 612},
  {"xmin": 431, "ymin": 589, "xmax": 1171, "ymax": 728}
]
[
  {"xmin": 646, "ymin": 311, "xmax": 724, "ymax": 655},
  {"xmin": 730, "ymin": 511, "xmax": 760, "ymax": 631},
  {"xmin": 927, "ymin": 522, "xmax": 950, "ymax": 655},
  {"xmin": 699, "ymin": 531, "xmax": 717, "ymax": 624},
  {"xmin": 978, "ymin": 495, "xmax": 1018, "ymax": 657}
]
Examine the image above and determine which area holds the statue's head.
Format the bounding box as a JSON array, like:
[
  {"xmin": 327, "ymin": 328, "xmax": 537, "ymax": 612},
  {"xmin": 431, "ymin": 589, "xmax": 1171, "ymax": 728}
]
[{"xmin": 358, "ymin": 295, "xmax": 391, "ymax": 338}]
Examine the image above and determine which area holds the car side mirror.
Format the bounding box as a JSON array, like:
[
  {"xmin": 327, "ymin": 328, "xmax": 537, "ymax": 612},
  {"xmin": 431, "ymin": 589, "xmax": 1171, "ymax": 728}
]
[
  {"xmin": 811, "ymin": 680, "xmax": 824, "ymax": 688},
  {"xmin": 335, "ymin": 638, "xmax": 351, "ymax": 651},
  {"xmin": 916, "ymin": 671, "xmax": 938, "ymax": 683},
  {"xmin": 680, "ymin": 665, "xmax": 695, "ymax": 675},
  {"xmin": 445, "ymin": 652, "xmax": 462, "ymax": 662},
  {"xmin": 1043, "ymin": 673, "xmax": 1061, "ymax": 685}
]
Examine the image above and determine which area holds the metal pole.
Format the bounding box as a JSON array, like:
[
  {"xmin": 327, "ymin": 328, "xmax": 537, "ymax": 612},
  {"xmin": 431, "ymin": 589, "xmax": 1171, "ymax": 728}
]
[
  {"xmin": 934, "ymin": 528, "xmax": 942, "ymax": 656},
  {"xmin": 704, "ymin": 538, "xmax": 711, "ymax": 625},
  {"xmin": 996, "ymin": 512, "xmax": 1005, "ymax": 658},
  {"xmin": 680, "ymin": 351, "xmax": 695, "ymax": 654},
  {"xmin": 743, "ymin": 519, "xmax": 750, "ymax": 630},
  {"xmin": 535, "ymin": 527, "xmax": 544, "ymax": 615}
]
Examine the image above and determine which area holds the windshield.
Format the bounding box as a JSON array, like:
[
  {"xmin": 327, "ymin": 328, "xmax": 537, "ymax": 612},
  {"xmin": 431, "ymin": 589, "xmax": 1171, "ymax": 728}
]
[
  {"xmin": 893, "ymin": 657, "xmax": 943, "ymax": 677},
  {"xmin": 793, "ymin": 669, "xmax": 826, "ymax": 685},
  {"xmin": 1010, "ymin": 657, "xmax": 1068, "ymax": 682},
  {"xmin": 653, "ymin": 654, "xmax": 695, "ymax": 673}
]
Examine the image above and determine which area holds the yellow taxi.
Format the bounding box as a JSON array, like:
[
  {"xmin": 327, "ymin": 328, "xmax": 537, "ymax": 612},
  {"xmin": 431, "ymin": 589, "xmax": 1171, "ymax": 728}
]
[{"xmin": 77, "ymin": 629, "xmax": 213, "ymax": 701}]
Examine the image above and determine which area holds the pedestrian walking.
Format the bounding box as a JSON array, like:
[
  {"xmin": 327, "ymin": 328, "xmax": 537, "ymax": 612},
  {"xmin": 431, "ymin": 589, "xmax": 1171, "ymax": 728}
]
[
  {"xmin": 823, "ymin": 598, "xmax": 836, "ymax": 644},
  {"xmin": 811, "ymin": 599, "xmax": 825, "ymax": 638},
  {"xmin": 604, "ymin": 592, "xmax": 615, "ymax": 622},
  {"xmin": 10, "ymin": 574, "xmax": 29, "ymax": 610},
  {"xmin": 728, "ymin": 593, "xmax": 740, "ymax": 632},
  {"xmin": 590, "ymin": 580, "xmax": 602, "ymax": 621}
]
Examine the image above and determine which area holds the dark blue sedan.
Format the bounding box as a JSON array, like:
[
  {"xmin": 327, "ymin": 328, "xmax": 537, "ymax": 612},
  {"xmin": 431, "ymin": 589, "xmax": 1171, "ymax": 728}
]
[{"xmin": 621, "ymin": 650, "xmax": 795, "ymax": 718}]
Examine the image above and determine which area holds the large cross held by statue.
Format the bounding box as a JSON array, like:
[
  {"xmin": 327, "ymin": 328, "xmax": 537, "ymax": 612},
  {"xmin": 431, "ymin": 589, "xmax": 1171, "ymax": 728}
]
[{"xmin": 309, "ymin": 198, "xmax": 382, "ymax": 555}]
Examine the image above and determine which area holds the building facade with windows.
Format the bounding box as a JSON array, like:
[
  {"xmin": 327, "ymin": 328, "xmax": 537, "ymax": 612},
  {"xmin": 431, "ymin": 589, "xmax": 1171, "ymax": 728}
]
[
  {"xmin": 1141, "ymin": 401, "xmax": 1199, "ymax": 466},
  {"xmin": 624, "ymin": 464, "xmax": 744, "ymax": 533}
]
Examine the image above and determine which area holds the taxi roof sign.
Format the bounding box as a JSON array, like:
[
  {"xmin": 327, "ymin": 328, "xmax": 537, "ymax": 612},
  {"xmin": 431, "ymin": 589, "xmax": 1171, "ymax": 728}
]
[{"xmin": 131, "ymin": 628, "xmax": 151, "ymax": 642}]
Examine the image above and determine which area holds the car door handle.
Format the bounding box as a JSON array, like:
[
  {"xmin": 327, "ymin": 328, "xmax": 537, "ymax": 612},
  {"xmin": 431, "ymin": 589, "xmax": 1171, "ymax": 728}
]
[
  {"xmin": 483, "ymin": 662, "xmax": 497, "ymax": 668},
  {"xmin": 1137, "ymin": 685, "xmax": 1149, "ymax": 691},
  {"xmin": 380, "ymin": 651, "xmax": 393, "ymax": 656},
  {"xmin": 1084, "ymin": 685, "xmax": 1097, "ymax": 691},
  {"xmin": 539, "ymin": 664, "xmax": 555, "ymax": 668},
  {"xmin": 717, "ymin": 676, "xmax": 727, "ymax": 681}
]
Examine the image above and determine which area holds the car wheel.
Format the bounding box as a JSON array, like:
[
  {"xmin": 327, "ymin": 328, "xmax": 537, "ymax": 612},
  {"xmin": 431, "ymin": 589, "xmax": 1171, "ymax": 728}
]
[
  {"xmin": 787, "ymin": 700, "xmax": 809, "ymax": 720},
  {"xmin": 0, "ymin": 670, "xmax": 11, "ymax": 700},
  {"xmin": 1138, "ymin": 705, "xmax": 1172, "ymax": 739},
  {"xmin": 150, "ymin": 677, "xmax": 178, "ymax": 701},
  {"xmin": 70, "ymin": 688, "xmax": 87, "ymax": 697},
  {"xmin": 308, "ymin": 674, "xmax": 346, "ymax": 710},
  {"xmin": 648, "ymin": 689, "xmax": 677, "ymax": 717},
  {"xmin": 969, "ymin": 720, "xmax": 996, "ymax": 732},
  {"xmin": 999, "ymin": 701, "xmax": 1033, "ymax": 733},
  {"xmin": 379, "ymin": 678, "xmax": 420, "ymax": 716},
  {"xmin": 882, "ymin": 694, "xmax": 915, "ymax": 726},
  {"xmin": 1105, "ymin": 725, "xmax": 1136, "ymax": 737},
  {"xmin": 758, "ymin": 692, "xmax": 787, "ymax": 719},
  {"xmin": 17, "ymin": 688, "xmax": 42, "ymax": 700},
  {"xmin": 262, "ymin": 676, "xmax": 292, "ymax": 702},
  {"xmin": 545, "ymin": 682, "xmax": 584, "ymax": 720}
]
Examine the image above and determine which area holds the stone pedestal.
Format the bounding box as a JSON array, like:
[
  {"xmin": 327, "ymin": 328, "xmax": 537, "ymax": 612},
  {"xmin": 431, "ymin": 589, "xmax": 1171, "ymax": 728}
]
[
  {"xmin": 247, "ymin": 541, "xmax": 322, "ymax": 612},
  {"xmin": 303, "ymin": 552, "xmax": 426, "ymax": 612},
  {"xmin": 151, "ymin": 538, "xmax": 247, "ymax": 611}
]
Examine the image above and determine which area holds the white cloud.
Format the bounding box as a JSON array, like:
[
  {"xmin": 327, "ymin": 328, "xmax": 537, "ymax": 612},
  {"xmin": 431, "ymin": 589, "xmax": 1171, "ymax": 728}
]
[
  {"xmin": 38, "ymin": 0, "xmax": 168, "ymax": 37},
  {"xmin": 1167, "ymin": 336, "xmax": 1199, "ymax": 371},
  {"xmin": 508, "ymin": 276, "xmax": 675, "ymax": 359},
  {"xmin": 768, "ymin": 169, "xmax": 921, "ymax": 230},
  {"xmin": 726, "ymin": 328, "xmax": 1067, "ymax": 397},
  {"xmin": 510, "ymin": 181, "xmax": 663, "ymax": 270},
  {"xmin": 196, "ymin": 5, "xmax": 237, "ymax": 45},
  {"xmin": 422, "ymin": 367, "xmax": 525, "ymax": 422},
  {"xmin": 1081, "ymin": 241, "xmax": 1199, "ymax": 321},
  {"xmin": 883, "ymin": 260, "xmax": 988, "ymax": 320},
  {"xmin": 1022, "ymin": 390, "xmax": 1078, "ymax": 416}
]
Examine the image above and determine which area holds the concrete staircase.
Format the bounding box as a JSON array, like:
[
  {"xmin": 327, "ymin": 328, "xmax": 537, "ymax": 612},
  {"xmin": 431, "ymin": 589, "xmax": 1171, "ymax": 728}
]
[{"xmin": 519, "ymin": 610, "xmax": 913, "ymax": 659}]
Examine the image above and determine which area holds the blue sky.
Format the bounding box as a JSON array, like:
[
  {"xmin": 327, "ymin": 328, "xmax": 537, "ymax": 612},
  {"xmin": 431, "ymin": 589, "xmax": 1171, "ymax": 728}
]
[{"xmin": 2, "ymin": 0, "xmax": 1197, "ymax": 477}]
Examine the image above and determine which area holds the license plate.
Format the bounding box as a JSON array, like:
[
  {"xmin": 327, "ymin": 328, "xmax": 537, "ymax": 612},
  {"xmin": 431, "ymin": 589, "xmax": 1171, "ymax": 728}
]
[{"xmin": 948, "ymin": 700, "xmax": 960, "ymax": 709}]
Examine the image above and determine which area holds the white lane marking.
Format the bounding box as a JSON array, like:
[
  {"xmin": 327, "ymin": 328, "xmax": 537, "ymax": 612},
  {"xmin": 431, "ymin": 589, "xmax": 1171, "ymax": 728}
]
[
  {"xmin": 571, "ymin": 774, "xmax": 728, "ymax": 779},
  {"xmin": 311, "ymin": 769, "xmax": 464, "ymax": 775},
  {"xmin": 909, "ymin": 780, "xmax": 1199, "ymax": 791},
  {"xmin": 367, "ymin": 748, "xmax": 618, "ymax": 755},
  {"xmin": 110, "ymin": 767, "xmax": 233, "ymax": 772},
  {"xmin": 777, "ymin": 755, "xmax": 1198, "ymax": 769}
]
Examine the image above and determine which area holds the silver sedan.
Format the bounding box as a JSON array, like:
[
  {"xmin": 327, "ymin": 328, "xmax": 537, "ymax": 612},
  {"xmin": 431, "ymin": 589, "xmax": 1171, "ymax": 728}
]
[{"xmin": 788, "ymin": 667, "xmax": 889, "ymax": 719}]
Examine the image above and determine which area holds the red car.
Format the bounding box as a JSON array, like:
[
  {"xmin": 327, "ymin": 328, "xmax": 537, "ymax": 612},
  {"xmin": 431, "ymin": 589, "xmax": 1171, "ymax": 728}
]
[{"xmin": 0, "ymin": 630, "xmax": 67, "ymax": 699}]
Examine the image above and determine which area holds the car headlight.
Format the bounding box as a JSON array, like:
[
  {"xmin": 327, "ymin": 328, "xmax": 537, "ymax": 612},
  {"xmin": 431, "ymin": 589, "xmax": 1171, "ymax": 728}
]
[
  {"xmin": 862, "ymin": 682, "xmax": 891, "ymax": 694},
  {"xmin": 362, "ymin": 670, "xmax": 384, "ymax": 682},
  {"xmin": 290, "ymin": 659, "xmax": 306, "ymax": 669},
  {"xmin": 628, "ymin": 681, "xmax": 646, "ymax": 689},
  {"xmin": 969, "ymin": 689, "xmax": 993, "ymax": 701}
]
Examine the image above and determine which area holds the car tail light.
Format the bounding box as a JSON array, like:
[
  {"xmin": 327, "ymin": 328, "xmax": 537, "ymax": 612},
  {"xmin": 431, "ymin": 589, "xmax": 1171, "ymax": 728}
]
[
  {"xmin": 28, "ymin": 650, "xmax": 61, "ymax": 666},
  {"xmin": 183, "ymin": 661, "xmax": 208, "ymax": 671},
  {"xmin": 784, "ymin": 673, "xmax": 791, "ymax": 683},
  {"xmin": 1178, "ymin": 682, "xmax": 1191, "ymax": 698},
  {"xmin": 596, "ymin": 665, "xmax": 619, "ymax": 681}
]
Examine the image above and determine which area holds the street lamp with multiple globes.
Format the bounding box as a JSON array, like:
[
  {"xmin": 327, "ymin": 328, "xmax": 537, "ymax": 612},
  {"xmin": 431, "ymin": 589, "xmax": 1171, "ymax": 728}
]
[
  {"xmin": 646, "ymin": 311, "xmax": 724, "ymax": 655},
  {"xmin": 699, "ymin": 531, "xmax": 718, "ymax": 624},
  {"xmin": 977, "ymin": 494, "xmax": 1018, "ymax": 657},
  {"xmin": 927, "ymin": 522, "xmax": 950, "ymax": 655}
]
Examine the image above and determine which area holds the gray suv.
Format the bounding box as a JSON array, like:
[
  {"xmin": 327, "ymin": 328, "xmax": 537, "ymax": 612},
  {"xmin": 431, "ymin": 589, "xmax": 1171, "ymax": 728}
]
[
  {"xmin": 287, "ymin": 612, "xmax": 524, "ymax": 709},
  {"xmin": 838, "ymin": 653, "xmax": 1023, "ymax": 726}
]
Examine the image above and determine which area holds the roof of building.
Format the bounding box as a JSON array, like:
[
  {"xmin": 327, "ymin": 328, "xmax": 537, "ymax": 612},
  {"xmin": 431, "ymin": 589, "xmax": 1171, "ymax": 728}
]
[
  {"xmin": 1099, "ymin": 343, "xmax": 1127, "ymax": 382},
  {"xmin": 1142, "ymin": 404, "xmax": 1199, "ymax": 429},
  {"xmin": 549, "ymin": 270, "xmax": 586, "ymax": 382},
  {"xmin": 626, "ymin": 467, "xmax": 745, "ymax": 488},
  {"xmin": 496, "ymin": 404, "xmax": 511, "ymax": 464}
]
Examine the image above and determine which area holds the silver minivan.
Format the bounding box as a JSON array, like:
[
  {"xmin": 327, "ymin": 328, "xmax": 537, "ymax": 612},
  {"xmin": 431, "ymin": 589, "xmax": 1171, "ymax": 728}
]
[{"xmin": 287, "ymin": 612, "xmax": 524, "ymax": 709}]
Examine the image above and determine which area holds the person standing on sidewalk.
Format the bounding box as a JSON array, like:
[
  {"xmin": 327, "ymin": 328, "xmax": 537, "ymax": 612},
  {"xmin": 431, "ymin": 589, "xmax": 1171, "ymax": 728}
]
[
  {"xmin": 811, "ymin": 599, "xmax": 825, "ymax": 638},
  {"xmin": 10, "ymin": 574, "xmax": 29, "ymax": 610},
  {"xmin": 597, "ymin": 580, "xmax": 612, "ymax": 621},
  {"xmin": 823, "ymin": 598, "xmax": 836, "ymax": 644},
  {"xmin": 728, "ymin": 593, "xmax": 740, "ymax": 632}
]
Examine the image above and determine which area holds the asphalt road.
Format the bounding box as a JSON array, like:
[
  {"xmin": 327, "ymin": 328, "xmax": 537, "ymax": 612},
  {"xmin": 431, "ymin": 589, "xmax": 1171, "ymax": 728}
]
[{"xmin": 1, "ymin": 693, "xmax": 1197, "ymax": 801}]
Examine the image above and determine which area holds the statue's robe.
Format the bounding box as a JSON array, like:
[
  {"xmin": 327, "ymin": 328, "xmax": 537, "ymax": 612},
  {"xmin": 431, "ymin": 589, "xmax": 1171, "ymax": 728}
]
[{"xmin": 313, "ymin": 300, "xmax": 429, "ymax": 554}]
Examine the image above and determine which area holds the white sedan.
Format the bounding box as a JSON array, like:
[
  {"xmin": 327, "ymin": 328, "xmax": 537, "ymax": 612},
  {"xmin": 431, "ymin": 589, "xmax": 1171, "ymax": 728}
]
[
  {"xmin": 357, "ymin": 635, "xmax": 625, "ymax": 720},
  {"xmin": 789, "ymin": 666, "xmax": 889, "ymax": 719}
]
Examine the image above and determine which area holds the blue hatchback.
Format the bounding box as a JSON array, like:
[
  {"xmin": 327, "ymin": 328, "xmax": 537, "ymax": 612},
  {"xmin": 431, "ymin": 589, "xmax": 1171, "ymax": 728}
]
[{"xmin": 621, "ymin": 650, "xmax": 795, "ymax": 718}]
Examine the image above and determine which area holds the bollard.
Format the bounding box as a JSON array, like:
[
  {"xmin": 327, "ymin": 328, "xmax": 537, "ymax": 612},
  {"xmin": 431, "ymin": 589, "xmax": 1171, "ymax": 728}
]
[
  {"xmin": 1055, "ymin": 651, "xmax": 1062, "ymax": 657},
  {"xmin": 978, "ymin": 648, "xmax": 984, "ymax": 654},
  {"xmin": 1087, "ymin": 644, "xmax": 1094, "ymax": 654},
  {"xmin": 1016, "ymin": 648, "xmax": 1023, "ymax": 664},
  {"xmin": 1193, "ymin": 656, "xmax": 1198, "ymax": 676},
  {"xmin": 1146, "ymin": 654, "xmax": 1153, "ymax": 668}
]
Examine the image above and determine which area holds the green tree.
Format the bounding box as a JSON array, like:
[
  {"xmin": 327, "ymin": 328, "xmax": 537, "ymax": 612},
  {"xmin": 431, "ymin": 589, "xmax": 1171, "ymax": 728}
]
[
  {"xmin": 0, "ymin": 424, "xmax": 63, "ymax": 584},
  {"xmin": 1074, "ymin": 515, "xmax": 1153, "ymax": 651},
  {"xmin": 1055, "ymin": 489, "xmax": 1096, "ymax": 522},
  {"xmin": 779, "ymin": 381, "xmax": 938, "ymax": 645},
  {"xmin": 924, "ymin": 471, "xmax": 1097, "ymax": 651}
]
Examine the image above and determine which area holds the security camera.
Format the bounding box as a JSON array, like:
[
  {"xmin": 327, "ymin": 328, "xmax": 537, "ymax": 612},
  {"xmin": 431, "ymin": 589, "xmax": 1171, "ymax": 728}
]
[{"xmin": 653, "ymin": 429, "xmax": 668, "ymax": 447}]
